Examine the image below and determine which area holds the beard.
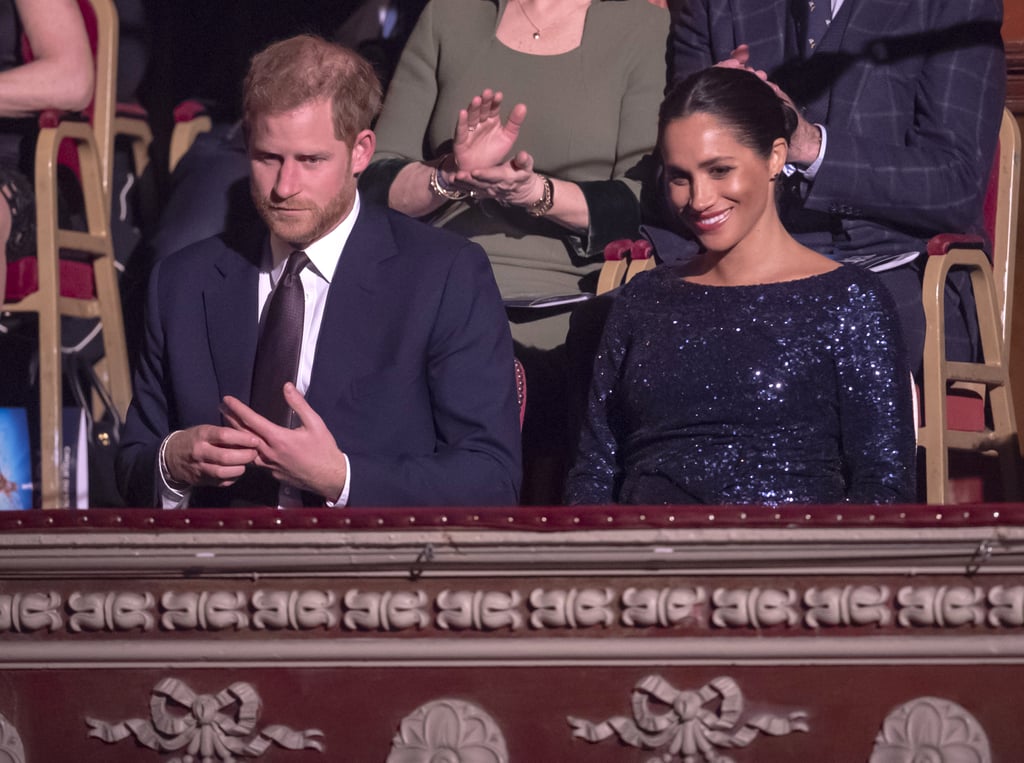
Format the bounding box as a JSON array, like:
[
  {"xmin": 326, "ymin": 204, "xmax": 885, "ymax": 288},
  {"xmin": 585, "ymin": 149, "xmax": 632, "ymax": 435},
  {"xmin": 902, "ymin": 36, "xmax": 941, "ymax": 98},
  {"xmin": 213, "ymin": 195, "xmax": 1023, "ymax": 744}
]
[{"xmin": 251, "ymin": 180, "xmax": 355, "ymax": 249}]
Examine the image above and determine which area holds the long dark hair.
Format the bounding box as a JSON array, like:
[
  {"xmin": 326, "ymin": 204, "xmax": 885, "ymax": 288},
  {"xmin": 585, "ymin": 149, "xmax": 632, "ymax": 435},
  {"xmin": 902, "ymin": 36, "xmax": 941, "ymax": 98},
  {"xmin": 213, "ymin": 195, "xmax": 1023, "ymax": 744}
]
[{"xmin": 658, "ymin": 67, "xmax": 798, "ymax": 158}]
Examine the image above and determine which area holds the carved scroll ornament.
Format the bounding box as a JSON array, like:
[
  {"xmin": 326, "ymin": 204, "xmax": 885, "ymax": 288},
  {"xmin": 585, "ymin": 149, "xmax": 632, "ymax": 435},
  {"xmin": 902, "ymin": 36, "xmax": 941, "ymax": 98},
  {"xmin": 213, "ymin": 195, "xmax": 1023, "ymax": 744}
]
[
  {"xmin": 436, "ymin": 589, "xmax": 523, "ymax": 631},
  {"xmin": 7, "ymin": 584, "xmax": 1024, "ymax": 637},
  {"xmin": 86, "ymin": 678, "xmax": 324, "ymax": 761},
  {"xmin": 568, "ymin": 674, "xmax": 808, "ymax": 762}
]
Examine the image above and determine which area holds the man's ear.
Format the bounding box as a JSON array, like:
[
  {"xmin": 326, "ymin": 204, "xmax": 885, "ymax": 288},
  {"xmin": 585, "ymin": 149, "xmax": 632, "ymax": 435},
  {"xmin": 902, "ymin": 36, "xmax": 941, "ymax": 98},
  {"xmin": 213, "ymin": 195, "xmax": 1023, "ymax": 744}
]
[{"xmin": 350, "ymin": 129, "xmax": 376, "ymax": 174}]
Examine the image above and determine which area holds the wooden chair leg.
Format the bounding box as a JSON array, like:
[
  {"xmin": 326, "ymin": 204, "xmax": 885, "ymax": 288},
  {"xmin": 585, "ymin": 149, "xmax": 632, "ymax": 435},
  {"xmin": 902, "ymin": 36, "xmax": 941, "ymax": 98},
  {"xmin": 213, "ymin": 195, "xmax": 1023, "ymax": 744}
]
[{"xmin": 989, "ymin": 385, "xmax": 1022, "ymax": 500}]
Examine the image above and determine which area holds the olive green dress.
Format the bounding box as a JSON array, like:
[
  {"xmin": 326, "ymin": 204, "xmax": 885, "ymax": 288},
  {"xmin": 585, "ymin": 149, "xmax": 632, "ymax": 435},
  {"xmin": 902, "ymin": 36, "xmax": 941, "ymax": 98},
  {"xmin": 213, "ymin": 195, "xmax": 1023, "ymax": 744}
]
[{"xmin": 361, "ymin": 0, "xmax": 668, "ymax": 351}]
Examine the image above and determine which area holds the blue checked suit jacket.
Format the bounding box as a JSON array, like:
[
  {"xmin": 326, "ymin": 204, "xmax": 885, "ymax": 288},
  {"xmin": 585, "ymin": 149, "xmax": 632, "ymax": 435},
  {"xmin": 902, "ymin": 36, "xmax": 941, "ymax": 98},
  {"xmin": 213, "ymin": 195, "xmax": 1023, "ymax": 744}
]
[{"xmin": 671, "ymin": 0, "xmax": 1005, "ymax": 261}]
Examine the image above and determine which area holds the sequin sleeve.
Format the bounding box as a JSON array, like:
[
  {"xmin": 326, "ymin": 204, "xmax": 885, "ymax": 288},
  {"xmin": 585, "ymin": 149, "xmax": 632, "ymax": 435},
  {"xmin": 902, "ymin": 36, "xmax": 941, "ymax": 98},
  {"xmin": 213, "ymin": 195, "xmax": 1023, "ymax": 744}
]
[
  {"xmin": 832, "ymin": 276, "xmax": 917, "ymax": 503},
  {"xmin": 564, "ymin": 291, "xmax": 632, "ymax": 504}
]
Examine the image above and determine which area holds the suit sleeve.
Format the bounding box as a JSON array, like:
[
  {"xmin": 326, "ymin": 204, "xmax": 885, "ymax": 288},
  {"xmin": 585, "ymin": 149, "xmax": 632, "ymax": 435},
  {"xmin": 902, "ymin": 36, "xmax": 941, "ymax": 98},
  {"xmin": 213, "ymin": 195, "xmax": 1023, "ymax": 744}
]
[
  {"xmin": 346, "ymin": 243, "xmax": 522, "ymax": 506},
  {"xmin": 805, "ymin": 0, "xmax": 1004, "ymax": 234},
  {"xmin": 115, "ymin": 258, "xmax": 172, "ymax": 507},
  {"xmin": 670, "ymin": 0, "xmax": 716, "ymax": 83}
]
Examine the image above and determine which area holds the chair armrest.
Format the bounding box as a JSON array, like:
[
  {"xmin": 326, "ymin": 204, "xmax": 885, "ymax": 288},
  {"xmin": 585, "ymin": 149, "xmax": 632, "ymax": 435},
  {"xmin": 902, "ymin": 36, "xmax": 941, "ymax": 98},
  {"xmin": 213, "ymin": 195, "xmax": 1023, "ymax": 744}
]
[
  {"xmin": 115, "ymin": 102, "xmax": 148, "ymax": 120},
  {"xmin": 629, "ymin": 239, "xmax": 652, "ymax": 260},
  {"xmin": 37, "ymin": 108, "xmax": 87, "ymax": 129},
  {"xmin": 603, "ymin": 239, "xmax": 633, "ymax": 262},
  {"xmin": 173, "ymin": 99, "xmax": 209, "ymax": 123},
  {"xmin": 169, "ymin": 100, "xmax": 213, "ymax": 173},
  {"xmin": 596, "ymin": 239, "xmax": 633, "ymax": 295},
  {"xmin": 926, "ymin": 233, "xmax": 986, "ymax": 257}
]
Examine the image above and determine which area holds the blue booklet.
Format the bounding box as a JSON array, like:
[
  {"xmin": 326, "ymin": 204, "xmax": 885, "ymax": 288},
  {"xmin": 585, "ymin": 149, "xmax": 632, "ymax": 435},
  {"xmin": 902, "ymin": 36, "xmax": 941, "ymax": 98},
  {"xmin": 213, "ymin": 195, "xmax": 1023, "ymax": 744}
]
[{"xmin": 0, "ymin": 407, "xmax": 33, "ymax": 510}]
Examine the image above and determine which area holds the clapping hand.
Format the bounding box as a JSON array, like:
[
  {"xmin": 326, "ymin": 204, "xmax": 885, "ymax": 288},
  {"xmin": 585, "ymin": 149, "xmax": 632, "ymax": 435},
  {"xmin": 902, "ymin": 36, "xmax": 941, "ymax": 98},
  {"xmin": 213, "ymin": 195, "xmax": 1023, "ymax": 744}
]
[
  {"xmin": 453, "ymin": 88, "xmax": 528, "ymax": 172},
  {"xmin": 453, "ymin": 150, "xmax": 545, "ymax": 208}
]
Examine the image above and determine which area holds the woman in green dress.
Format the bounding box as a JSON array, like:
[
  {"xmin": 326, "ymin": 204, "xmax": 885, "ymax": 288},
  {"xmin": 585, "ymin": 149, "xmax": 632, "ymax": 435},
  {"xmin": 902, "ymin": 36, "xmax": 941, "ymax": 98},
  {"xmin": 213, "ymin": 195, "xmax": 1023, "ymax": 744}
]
[{"xmin": 360, "ymin": 0, "xmax": 668, "ymax": 501}]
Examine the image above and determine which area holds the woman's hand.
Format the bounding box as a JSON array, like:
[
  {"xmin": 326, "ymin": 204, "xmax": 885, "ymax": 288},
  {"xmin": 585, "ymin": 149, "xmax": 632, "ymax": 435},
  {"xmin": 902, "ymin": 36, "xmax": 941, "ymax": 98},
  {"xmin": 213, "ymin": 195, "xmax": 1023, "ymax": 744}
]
[
  {"xmin": 454, "ymin": 150, "xmax": 545, "ymax": 208},
  {"xmin": 452, "ymin": 89, "xmax": 528, "ymax": 172}
]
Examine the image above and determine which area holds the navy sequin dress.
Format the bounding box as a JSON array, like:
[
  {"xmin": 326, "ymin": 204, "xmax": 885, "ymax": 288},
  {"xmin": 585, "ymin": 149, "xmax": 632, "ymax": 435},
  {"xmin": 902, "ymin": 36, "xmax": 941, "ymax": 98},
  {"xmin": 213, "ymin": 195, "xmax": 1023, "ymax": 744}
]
[{"xmin": 566, "ymin": 265, "xmax": 916, "ymax": 505}]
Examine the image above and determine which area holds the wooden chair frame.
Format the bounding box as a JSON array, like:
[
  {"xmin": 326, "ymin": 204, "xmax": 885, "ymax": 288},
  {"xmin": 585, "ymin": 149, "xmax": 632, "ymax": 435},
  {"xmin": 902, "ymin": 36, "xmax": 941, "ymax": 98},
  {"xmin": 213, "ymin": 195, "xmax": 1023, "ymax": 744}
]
[
  {"xmin": 168, "ymin": 100, "xmax": 212, "ymax": 174},
  {"xmin": 0, "ymin": 0, "xmax": 129, "ymax": 508},
  {"xmin": 918, "ymin": 108, "xmax": 1022, "ymax": 504}
]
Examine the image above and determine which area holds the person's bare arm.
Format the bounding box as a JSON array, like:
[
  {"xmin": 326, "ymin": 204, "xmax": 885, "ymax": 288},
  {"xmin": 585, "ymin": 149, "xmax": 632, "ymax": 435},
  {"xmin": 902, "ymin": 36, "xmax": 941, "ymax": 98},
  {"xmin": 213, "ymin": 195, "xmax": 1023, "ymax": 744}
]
[{"xmin": 0, "ymin": 0, "xmax": 94, "ymax": 118}]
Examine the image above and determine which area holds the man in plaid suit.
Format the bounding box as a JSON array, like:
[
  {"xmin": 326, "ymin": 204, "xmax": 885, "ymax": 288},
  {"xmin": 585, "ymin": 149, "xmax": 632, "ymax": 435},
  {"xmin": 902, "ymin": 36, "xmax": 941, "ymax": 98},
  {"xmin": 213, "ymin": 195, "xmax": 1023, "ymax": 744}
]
[{"xmin": 670, "ymin": 0, "xmax": 1005, "ymax": 373}]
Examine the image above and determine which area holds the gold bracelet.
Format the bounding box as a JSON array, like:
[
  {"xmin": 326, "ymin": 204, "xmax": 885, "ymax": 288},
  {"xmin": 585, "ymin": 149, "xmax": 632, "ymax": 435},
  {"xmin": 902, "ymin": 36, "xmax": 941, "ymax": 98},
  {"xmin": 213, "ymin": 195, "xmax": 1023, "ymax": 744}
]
[
  {"xmin": 429, "ymin": 163, "xmax": 469, "ymax": 201},
  {"xmin": 526, "ymin": 174, "xmax": 554, "ymax": 217}
]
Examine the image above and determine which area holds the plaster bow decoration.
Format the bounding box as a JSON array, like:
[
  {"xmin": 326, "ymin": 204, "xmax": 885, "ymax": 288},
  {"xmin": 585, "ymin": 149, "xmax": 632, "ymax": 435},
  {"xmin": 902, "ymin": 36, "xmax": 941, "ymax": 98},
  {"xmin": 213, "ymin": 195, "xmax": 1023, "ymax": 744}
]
[
  {"xmin": 86, "ymin": 677, "xmax": 325, "ymax": 761},
  {"xmin": 568, "ymin": 674, "xmax": 808, "ymax": 763}
]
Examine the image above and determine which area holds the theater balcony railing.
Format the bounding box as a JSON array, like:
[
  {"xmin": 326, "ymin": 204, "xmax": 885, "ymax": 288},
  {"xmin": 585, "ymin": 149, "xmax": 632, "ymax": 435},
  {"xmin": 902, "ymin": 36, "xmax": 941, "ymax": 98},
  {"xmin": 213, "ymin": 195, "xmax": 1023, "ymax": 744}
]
[{"xmin": 1, "ymin": 504, "xmax": 1024, "ymax": 761}]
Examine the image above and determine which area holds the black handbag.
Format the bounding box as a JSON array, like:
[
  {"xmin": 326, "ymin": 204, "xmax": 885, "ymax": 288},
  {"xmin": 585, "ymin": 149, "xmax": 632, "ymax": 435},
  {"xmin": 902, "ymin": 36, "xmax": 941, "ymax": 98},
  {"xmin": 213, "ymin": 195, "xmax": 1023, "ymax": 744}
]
[{"xmin": 63, "ymin": 351, "xmax": 125, "ymax": 508}]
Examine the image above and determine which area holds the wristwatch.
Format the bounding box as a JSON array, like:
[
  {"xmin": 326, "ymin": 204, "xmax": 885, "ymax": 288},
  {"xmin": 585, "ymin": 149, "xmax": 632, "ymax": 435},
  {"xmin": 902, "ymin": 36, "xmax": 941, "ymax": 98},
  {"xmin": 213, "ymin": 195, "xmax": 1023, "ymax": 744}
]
[{"xmin": 526, "ymin": 175, "xmax": 554, "ymax": 217}]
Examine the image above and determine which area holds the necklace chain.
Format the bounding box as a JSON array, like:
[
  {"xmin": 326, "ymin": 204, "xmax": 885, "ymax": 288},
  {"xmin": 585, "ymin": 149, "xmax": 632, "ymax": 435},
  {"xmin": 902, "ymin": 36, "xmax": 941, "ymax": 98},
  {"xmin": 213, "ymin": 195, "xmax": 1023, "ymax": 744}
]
[
  {"xmin": 516, "ymin": 0, "xmax": 542, "ymax": 40},
  {"xmin": 515, "ymin": 0, "xmax": 588, "ymax": 41}
]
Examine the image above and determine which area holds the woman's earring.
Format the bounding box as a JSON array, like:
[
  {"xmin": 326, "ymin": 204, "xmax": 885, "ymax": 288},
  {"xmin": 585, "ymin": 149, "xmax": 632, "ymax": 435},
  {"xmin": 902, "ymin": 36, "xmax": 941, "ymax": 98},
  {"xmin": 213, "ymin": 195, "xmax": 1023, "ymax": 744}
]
[{"xmin": 769, "ymin": 173, "xmax": 780, "ymax": 182}]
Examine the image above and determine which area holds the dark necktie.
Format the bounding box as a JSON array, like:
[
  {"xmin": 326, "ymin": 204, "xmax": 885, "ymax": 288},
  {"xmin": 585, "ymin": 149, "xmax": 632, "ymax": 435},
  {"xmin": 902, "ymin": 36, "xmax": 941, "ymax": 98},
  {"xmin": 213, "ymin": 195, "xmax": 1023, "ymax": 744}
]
[
  {"xmin": 250, "ymin": 251, "xmax": 310, "ymax": 427},
  {"xmin": 798, "ymin": 0, "xmax": 832, "ymax": 58}
]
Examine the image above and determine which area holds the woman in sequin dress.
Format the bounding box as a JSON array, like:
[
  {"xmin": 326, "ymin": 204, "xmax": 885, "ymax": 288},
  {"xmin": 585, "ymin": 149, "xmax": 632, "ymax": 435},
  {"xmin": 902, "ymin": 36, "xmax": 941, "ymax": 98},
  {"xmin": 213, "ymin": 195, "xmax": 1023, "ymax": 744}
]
[{"xmin": 565, "ymin": 67, "xmax": 916, "ymax": 505}]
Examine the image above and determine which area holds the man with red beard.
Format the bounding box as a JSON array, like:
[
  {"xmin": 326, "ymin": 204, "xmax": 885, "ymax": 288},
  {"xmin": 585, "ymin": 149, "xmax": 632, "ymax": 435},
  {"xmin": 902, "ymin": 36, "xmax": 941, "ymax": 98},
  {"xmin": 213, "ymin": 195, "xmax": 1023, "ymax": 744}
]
[{"xmin": 116, "ymin": 35, "xmax": 521, "ymax": 508}]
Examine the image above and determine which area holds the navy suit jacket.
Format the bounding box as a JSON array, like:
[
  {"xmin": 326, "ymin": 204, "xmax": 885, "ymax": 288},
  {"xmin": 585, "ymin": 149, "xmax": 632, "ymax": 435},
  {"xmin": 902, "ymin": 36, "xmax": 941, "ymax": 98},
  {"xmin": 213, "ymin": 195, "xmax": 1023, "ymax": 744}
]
[
  {"xmin": 116, "ymin": 202, "xmax": 522, "ymax": 508},
  {"xmin": 671, "ymin": 0, "xmax": 1005, "ymax": 260}
]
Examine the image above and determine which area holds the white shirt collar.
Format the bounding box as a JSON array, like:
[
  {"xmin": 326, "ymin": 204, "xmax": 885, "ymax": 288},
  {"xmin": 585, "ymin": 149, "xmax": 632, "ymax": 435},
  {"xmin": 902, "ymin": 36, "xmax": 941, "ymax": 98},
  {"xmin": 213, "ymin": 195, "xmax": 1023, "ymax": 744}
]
[{"xmin": 267, "ymin": 192, "xmax": 362, "ymax": 284}]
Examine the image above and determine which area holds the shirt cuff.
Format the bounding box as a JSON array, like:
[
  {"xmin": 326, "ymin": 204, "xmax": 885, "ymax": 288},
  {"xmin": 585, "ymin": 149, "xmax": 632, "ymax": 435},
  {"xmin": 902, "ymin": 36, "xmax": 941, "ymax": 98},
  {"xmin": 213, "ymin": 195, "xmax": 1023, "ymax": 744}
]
[
  {"xmin": 158, "ymin": 431, "xmax": 191, "ymax": 509},
  {"xmin": 324, "ymin": 453, "xmax": 352, "ymax": 508},
  {"xmin": 786, "ymin": 123, "xmax": 827, "ymax": 181}
]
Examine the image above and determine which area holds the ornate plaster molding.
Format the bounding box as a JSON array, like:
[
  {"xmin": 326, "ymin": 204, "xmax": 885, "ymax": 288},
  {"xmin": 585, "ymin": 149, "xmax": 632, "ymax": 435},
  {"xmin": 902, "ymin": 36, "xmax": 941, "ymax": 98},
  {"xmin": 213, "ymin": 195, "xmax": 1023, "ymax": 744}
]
[
  {"xmin": 387, "ymin": 698, "xmax": 508, "ymax": 763},
  {"xmin": 529, "ymin": 587, "xmax": 615, "ymax": 629},
  {"xmin": 0, "ymin": 712, "xmax": 26, "ymax": 763},
  {"xmin": 870, "ymin": 696, "xmax": 991, "ymax": 762},
  {"xmin": 568, "ymin": 674, "xmax": 808, "ymax": 762},
  {"xmin": 4, "ymin": 519, "xmax": 1023, "ymax": 578},
  {"xmin": 86, "ymin": 678, "xmax": 324, "ymax": 760},
  {"xmin": 0, "ymin": 592, "xmax": 62, "ymax": 632},
  {"xmin": 343, "ymin": 589, "xmax": 429, "ymax": 631},
  {"xmin": 7, "ymin": 584, "xmax": 1024, "ymax": 637},
  {"xmin": 5, "ymin": 634, "xmax": 1024, "ymax": 668},
  {"xmin": 436, "ymin": 590, "xmax": 523, "ymax": 631},
  {"xmin": 68, "ymin": 591, "xmax": 156, "ymax": 632}
]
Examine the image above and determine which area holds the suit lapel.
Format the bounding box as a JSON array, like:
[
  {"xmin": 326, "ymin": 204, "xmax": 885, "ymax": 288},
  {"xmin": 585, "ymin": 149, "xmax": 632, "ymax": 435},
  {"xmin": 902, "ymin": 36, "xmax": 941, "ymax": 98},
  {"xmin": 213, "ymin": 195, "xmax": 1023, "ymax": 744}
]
[
  {"xmin": 305, "ymin": 205, "xmax": 398, "ymax": 411},
  {"xmin": 205, "ymin": 239, "xmax": 262, "ymax": 403}
]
